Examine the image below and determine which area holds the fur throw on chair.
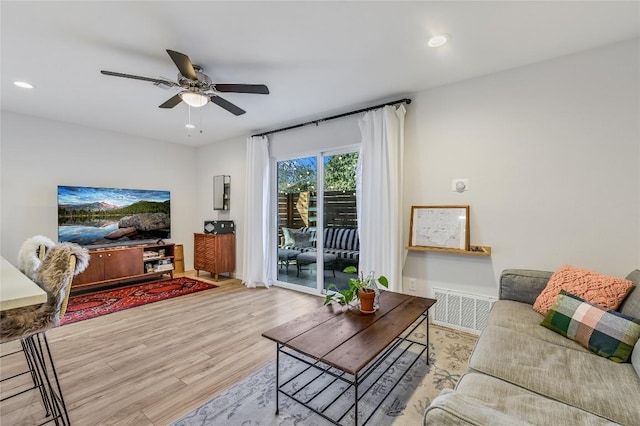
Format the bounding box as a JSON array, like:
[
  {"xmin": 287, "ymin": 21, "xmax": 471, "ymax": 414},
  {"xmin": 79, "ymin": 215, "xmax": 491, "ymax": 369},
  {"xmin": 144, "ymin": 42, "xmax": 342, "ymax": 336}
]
[
  {"xmin": 1, "ymin": 243, "xmax": 89, "ymax": 343},
  {"xmin": 18, "ymin": 235, "xmax": 56, "ymax": 280}
]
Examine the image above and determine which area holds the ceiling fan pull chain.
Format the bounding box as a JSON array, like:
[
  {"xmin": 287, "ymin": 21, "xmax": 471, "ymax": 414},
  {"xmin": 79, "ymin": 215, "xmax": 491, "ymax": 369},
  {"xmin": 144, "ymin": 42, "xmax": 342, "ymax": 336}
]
[{"xmin": 186, "ymin": 105, "xmax": 194, "ymax": 137}]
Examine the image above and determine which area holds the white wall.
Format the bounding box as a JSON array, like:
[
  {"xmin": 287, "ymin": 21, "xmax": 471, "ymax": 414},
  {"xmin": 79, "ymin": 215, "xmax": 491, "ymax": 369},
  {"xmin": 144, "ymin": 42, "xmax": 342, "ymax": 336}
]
[
  {"xmin": 2, "ymin": 39, "xmax": 637, "ymax": 296},
  {"xmin": 269, "ymin": 114, "xmax": 362, "ymax": 159},
  {"xmin": 195, "ymin": 135, "xmax": 246, "ymax": 278},
  {"xmin": 0, "ymin": 112, "xmax": 198, "ymax": 268},
  {"xmin": 403, "ymin": 39, "xmax": 640, "ymax": 298},
  {"xmin": 192, "ymin": 116, "xmax": 363, "ymax": 281},
  {"xmin": 190, "ymin": 39, "xmax": 639, "ymax": 293}
]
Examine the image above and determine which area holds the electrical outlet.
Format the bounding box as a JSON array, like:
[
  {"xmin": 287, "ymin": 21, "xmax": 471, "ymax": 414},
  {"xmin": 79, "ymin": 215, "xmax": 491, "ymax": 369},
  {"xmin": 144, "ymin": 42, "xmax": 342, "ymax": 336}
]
[{"xmin": 409, "ymin": 278, "xmax": 417, "ymax": 291}]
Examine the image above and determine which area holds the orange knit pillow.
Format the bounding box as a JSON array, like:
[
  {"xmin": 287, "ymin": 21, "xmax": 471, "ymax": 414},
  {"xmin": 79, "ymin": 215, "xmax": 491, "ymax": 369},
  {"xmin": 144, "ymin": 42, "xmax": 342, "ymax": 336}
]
[{"xmin": 533, "ymin": 265, "xmax": 635, "ymax": 315}]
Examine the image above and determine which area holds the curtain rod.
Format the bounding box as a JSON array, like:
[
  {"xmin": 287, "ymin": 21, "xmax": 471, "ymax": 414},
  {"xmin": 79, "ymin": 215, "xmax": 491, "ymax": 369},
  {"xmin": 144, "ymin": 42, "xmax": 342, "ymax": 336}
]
[{"xmin": 252, "ymin": 97, "xmax": 411, "ymax": 138}]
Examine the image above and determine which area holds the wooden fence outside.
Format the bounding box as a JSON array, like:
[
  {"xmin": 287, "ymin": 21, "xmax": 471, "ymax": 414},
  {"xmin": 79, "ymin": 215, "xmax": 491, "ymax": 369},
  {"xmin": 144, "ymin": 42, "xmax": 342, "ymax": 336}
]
[{"xmin": 278, "ymin": 191, "xmax": 357, "ymax": 230}]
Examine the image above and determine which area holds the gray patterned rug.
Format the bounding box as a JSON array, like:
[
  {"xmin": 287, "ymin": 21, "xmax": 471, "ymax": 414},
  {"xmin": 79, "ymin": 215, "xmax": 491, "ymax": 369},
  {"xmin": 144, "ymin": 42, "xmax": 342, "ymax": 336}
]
[{"xmin": 172, "ymin": 324, "xmax": 477, "ymax": 426}]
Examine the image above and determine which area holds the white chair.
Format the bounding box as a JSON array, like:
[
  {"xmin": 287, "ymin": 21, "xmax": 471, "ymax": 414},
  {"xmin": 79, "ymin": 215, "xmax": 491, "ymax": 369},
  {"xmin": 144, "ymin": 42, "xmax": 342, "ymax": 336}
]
[{"xmin": 18, "ymin": 235, "xmax": 56, "ymax": 280}]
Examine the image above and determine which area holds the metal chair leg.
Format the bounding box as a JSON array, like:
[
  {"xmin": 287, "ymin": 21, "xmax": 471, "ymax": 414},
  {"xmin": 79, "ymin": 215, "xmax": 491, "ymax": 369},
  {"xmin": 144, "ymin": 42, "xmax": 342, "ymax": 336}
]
[
  {"xmin": 0, "ymin": 340, "xmax": 52, "ymax": 416},
  {"xmin": 24, "ymin": 333, "xmax": 71, "ymax": 425},
  {"xmin": 41, "ymin": 333, "xmax": 70, "ymax": 425},
  {"xmin": 23, "ymin": 338, "xmax": 54, "ymax": 416}
]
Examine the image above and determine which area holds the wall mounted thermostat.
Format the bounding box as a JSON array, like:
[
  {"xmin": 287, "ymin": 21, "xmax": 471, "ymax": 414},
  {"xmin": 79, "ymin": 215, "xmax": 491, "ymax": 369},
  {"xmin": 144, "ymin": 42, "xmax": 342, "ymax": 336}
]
[{"xmin": 451, "ymin": 179, "xmax": 470, "ymax": 193}]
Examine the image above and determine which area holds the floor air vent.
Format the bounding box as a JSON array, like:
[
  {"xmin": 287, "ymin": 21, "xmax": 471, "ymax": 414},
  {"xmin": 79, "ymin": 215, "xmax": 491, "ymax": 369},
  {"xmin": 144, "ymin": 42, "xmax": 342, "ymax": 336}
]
[{"xmin": 432, "ymin": 288, "xmax": 496, "ymax": 335}]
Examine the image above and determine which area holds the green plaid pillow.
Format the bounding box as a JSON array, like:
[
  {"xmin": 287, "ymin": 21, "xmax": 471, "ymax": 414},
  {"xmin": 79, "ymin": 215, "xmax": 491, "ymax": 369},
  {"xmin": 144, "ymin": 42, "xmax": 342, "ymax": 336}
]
[{"xmin": 541, "ymin": 290, "xmax": 640, "ymax": 362}]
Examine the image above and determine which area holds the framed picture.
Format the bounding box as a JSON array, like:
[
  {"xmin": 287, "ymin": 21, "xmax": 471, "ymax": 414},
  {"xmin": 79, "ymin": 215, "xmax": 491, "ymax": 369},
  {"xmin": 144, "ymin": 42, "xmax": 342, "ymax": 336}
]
[{"xmin": 409, "ymin": 205, "xmax": 470, "ymax": 251}]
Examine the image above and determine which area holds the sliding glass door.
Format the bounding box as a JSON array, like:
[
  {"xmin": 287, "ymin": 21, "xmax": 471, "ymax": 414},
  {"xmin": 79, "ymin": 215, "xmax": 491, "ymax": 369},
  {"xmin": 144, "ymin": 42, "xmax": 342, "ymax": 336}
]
[
  {"xmin": 322, "ymin": 152, "xmax": 358, "ymax": 292},
  {"xmin": 275, "ymin": 156, "xmax": 319, "ymax": 291},
  {"xmin": 274, "ymin": 149, "xmax": 359, "ymax": 294}
]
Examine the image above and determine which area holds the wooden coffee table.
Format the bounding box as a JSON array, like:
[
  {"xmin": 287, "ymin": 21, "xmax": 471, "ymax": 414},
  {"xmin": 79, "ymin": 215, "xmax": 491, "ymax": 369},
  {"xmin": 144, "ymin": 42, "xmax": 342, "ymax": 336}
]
[{"xmin": 262, "ymin": 291, "xmax": 436, "ymax": 425}]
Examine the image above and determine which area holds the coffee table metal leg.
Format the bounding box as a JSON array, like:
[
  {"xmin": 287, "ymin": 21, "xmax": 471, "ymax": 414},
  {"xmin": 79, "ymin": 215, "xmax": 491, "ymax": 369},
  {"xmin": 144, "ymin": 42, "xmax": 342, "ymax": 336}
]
[
  {"xmin": 426, "ymin": 318, "xmax": 430, "ymax": 365},
  {"xmin": 275, "ymin": 344, "xmax": 280, "ymax": 415},
  {"xmin": 354, "ymin": 374, "xmax": 359, "ymax": 426}
]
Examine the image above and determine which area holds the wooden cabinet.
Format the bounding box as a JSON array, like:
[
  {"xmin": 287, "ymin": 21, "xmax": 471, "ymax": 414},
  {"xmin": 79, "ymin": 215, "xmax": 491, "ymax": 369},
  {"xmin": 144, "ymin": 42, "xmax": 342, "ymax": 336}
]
[
  {"xmin": 72, "ymin": 243, "xmax": 175, "ymax": 291},
  {"xmin": 194, "ymin": 233, "xmax": 235, "ymax": 280},
  {"xmin": 174, "ymin": 244, "xmax": 185, "ymax": 273},
  {"xmin": 105, "ymin": 248, "xmax": 143, "ymax": 280}
]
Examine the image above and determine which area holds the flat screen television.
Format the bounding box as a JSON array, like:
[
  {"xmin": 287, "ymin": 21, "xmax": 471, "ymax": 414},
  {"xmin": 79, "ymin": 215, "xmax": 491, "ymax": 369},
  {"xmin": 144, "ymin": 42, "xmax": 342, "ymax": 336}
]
[{"xmin": 58, "ymin": 185, "xmax": 170, "ymax": 248}]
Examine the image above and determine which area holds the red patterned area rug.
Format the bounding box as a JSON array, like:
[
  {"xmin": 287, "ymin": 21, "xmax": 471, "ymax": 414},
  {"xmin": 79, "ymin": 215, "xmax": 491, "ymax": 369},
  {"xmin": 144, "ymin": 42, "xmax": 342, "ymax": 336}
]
[{"xmin": 61, "ymin": 277, "xmax": 218, "ymax": 325}]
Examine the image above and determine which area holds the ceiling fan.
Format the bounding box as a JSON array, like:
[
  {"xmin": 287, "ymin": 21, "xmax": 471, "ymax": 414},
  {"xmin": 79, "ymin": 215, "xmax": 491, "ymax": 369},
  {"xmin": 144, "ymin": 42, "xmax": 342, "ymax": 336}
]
[{"xmin": 100, "ymin": 49, "xmax": 269, "ymax": 116}]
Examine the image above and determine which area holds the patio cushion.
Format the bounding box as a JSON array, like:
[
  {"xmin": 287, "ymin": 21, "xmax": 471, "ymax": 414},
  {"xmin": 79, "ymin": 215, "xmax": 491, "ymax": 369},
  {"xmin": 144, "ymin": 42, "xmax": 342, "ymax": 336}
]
[
  {"xmin": 290, "ymin": 229, "xmax": 313, "ymax": 248},
  {"xmin": 283, "ymin": 227, "xmax": 359, "ymax": 259},
  {"xmin": 324, "ymin": 227, "xmax": 359, "ymax": 251},
  {"xmin": 324, "ymin": 248, "xmax": 359, "ymax": 260}
]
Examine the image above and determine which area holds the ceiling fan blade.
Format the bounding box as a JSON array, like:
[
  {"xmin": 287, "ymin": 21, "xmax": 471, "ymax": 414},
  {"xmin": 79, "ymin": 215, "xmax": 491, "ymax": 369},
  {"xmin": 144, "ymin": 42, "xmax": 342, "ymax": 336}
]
[
  {"xmin": 100, "ymin": 70, "xmax": 178, "ymax": 87},
  {"xmin": 159, "ymin": 94, "xmax": 183, "ymax": 109},
  {"xmin": 166, "ymin": 49, "xmax": 197, "ymax": 80},
  {"xmin": 210, "ymin": 95, "xmax": 246, "ymax": 116},
  {"xmin": 214, "ymin": 84, "xmax": 270, "ymax": 95}
]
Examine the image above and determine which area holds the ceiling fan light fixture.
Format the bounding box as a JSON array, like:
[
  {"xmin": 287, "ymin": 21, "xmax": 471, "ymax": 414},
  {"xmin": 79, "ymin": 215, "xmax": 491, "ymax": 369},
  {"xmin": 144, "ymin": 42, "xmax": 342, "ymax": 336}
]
[
  {"xmin": 185, "ymin": 123, "xmax": 196, "ymax": 129},
  {"xmin": 180, "ymin": 91, "xmax": 209, "ymax": 108},
  {"xmin": 427, "ymin": 34, "xmax": 450, "ymax": 48},
  {"xmin": 14, "ymin": 81, "xmax": 34, "ymax": 89}
]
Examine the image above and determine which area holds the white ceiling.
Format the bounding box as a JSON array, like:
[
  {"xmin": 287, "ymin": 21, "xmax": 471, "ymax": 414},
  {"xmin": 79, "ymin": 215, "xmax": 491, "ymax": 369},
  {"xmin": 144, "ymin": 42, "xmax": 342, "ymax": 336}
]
[{"xmin": 2, "ymin": 1, "xmax": 639, "ymax": 147}]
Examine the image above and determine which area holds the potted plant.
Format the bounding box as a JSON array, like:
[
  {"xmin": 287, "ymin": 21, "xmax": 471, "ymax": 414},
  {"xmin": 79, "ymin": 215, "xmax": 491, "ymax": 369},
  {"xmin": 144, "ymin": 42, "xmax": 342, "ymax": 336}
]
[{"xmin": 324, "ymin": 266, "xmax": 388, "ymax": 314}]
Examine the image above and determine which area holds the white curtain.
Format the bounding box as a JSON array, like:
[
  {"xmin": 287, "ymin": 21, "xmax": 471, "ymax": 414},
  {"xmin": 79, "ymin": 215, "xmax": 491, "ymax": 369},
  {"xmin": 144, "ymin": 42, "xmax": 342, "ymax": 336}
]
[
  {"xmin": 356, "ymin": 104, "xmax": 406, "ymax": 292},
  {"xmin": 242, "ymin": 135, "xmax": 274, "ymax": 288}
]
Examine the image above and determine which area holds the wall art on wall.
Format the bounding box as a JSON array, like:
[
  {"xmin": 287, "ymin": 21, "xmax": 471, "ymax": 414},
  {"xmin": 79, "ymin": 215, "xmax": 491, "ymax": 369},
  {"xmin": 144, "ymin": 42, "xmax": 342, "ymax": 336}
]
[{"xmin": 409, "ymin": 205, "xmax": 470, "ymax": 251}]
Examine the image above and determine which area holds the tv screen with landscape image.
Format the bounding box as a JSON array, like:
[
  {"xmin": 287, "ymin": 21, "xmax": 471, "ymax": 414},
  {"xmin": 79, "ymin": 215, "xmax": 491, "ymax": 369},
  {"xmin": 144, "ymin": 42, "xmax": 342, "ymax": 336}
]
[{"xmin": 58, "ymin": 185, "xmax": 171, "ymax": 247}]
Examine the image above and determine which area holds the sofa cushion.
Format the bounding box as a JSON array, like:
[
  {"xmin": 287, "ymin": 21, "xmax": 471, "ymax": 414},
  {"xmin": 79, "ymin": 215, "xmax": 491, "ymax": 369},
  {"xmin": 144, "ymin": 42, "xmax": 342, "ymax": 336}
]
[
  {"xmin": 499, "ymin": 269, "xmax": 553, "ymax": 305},
  {"xmin": 633, "ymin": 339, "xmax": 640, "ymax": 378},
  {"xmin": 541, "ymin": 290, "xmax": 640, "ymax": 362},
  {"xmin": 533, "ymin": 265, "xmax": 634, "ymax": 315},
  {"xmin": 620, "ymin": 270, "xmax": 640, "ymax": 318},
  {"xmin": 423, "ymin": 388, "xmax": 533, "ymax": 426},
  {"xmin": 468, "ymin": 325, "xmax": 640, "ymax": 425},
  {"xmin": 450, "ymin": 373, "xmax": 618, "ymax": 426},
  {"xmin": 488, "ymin": 300, "xmax": 589, "ymax": 353}
]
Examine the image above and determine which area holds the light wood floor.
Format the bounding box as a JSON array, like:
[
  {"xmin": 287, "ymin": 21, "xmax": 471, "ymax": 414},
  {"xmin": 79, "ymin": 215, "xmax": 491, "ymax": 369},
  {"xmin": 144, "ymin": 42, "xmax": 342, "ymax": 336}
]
[{"xmin": 0, "ymin": 271, "xmax": 324, "ymax": 425}]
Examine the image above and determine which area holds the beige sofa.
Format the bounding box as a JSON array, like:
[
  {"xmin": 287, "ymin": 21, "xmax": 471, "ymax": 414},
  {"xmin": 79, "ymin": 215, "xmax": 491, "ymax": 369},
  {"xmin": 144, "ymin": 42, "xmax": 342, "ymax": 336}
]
[{"xmin": 424, "ymin": 269, "xmax": 640, "ymax": 425}]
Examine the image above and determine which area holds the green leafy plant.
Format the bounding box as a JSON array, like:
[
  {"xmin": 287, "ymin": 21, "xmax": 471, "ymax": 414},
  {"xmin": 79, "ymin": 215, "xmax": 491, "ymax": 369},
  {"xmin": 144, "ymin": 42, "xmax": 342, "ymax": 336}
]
[{"xmin": 324, "ymin": 266, "xmax": 389, "ymax": 306}]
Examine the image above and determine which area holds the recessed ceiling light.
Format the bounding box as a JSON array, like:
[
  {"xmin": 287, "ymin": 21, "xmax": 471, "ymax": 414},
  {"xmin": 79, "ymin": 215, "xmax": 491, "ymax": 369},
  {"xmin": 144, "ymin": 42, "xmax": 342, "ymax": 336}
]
[
  {"xmin": 426, "ymin": 34, "xmax": 450, "ymax": 48},
  {"xmin": 14, "ymin": 81, "xmax": 34, "ymax": 89},
  {"xmin": 185, "ymin": 123, "xmax": 196, "ymax": 129}
]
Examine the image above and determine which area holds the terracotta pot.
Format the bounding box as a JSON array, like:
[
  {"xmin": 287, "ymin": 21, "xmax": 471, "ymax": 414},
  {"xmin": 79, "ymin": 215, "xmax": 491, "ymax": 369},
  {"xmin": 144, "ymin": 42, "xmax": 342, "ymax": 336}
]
[{"xmin": 358, "ymin": 289, "xmax": 376, "ymax": 314}]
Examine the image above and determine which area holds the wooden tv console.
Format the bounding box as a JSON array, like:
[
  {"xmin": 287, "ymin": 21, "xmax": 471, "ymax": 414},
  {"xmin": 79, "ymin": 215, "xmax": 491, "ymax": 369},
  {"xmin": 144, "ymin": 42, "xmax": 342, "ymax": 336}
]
[{"xmin": 71, "ymin": 243, "xmax": 175, "ymax": 291}]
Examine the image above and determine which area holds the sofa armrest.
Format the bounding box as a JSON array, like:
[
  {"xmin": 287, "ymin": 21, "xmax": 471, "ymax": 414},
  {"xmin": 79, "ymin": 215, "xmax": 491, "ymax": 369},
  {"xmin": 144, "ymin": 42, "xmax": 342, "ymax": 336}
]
[
  {"xmin": 424, "ymin": 390, "xmax": 533, "ymax": 426},
  {"xmin": 620, "ymin": 269, "xmax": 640, "ymax": 317},
  {"xmin": 499, "ymin": 269, "xmax": 553, "ymax": 305}
]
